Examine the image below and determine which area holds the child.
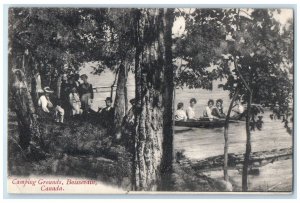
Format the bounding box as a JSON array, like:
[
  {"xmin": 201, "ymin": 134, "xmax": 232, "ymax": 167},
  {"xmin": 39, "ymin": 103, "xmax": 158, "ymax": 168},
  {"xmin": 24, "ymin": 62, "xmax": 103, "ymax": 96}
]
[
  {"xmin": 69, "ymin": 87, "xmax": 83, "ymax": 116},
  {"xmin": 55, "ymin": 100, "xmax": 65, "ymax": 123}
]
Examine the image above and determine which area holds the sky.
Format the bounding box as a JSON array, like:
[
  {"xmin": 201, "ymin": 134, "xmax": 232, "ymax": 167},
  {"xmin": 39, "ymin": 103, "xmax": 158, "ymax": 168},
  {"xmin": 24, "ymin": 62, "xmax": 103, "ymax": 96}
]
[{"xmin": 172, "ymin": 8, "xmax": 294, "ymax": 37}]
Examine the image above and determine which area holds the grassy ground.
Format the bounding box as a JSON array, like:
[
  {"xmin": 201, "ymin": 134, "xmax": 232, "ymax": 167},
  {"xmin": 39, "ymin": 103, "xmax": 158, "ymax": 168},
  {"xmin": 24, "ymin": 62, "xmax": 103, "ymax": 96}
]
[
  {"xmin": 8, "ymin": 112, "xmax": 133, "ymax": 190},
  {"xmin": 8, "ymin": 111, "xmax": 223, "ymax": 192}
]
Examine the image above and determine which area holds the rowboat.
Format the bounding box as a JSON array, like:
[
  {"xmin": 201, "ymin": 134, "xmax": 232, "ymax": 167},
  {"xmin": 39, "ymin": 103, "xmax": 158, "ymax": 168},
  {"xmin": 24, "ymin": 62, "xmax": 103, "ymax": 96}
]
[{"xmin": 174, "ymin": 118, "xmax": 240, "ymax": 128}]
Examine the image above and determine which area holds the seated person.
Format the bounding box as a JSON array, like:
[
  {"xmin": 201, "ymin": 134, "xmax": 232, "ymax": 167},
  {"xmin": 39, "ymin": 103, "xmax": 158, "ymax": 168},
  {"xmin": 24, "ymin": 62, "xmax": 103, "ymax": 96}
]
[
  {"xmin": 186, "ymin": 98, "xmax": 197, "ymax": 120},
  {"xmin": 99, "ymin": 97, "xmax": 115, "ymax": 127},
  {"xmin": 38, "ymin": 87, "xmax": 54, "ymax": 117},
  {"xmin": 212, "ymin": 99, "xmax": 226, "ymax": 118},
  {"xmin": 175, "ymin": 102, "xmax": 187, "ymax": 121},
  {"xmin": 69, "ymin": 87, "xmax": 83, "ymax": 116},
  {"xmin": 38, "ymin": 87, "xmax": 65, "ymax": 123},
  {"xmin": 231, "ymin": 99, "xmax": 245, "ymax": 120},
  {"xmin": 203, "ymin": 99, "xmax": 219, "ymax": 121}
]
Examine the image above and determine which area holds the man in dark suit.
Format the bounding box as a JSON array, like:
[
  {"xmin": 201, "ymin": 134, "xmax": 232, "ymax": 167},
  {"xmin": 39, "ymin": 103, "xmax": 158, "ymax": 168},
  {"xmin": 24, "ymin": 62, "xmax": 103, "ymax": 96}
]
[{"xmin": 99, "ymin": 97, "xmax": 115, "ymax": 129}]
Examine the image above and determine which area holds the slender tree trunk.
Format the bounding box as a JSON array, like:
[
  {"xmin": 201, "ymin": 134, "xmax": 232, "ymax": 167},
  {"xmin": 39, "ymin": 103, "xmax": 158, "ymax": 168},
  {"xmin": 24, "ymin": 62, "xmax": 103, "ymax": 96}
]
[
  {"xmin": 56, "ymin": 74, "xmax": 62, "ymax": 99},
  {"xmin": 159, "ymin": 8, "xmax": 175, "ymax": 191},
  {"xmin": 114, "ymin": 63, "xmax": 128, "ymax": 138},
  {"xmin": 132, "ymin": 9, "xmax": 141, "ymax": 190},
  {"xmin": 242, "ymin": 94, "xmax": 252, "ymax": 191},
  {"xmin": 111, "ymin": 67, "xmax": 119, "ymax": 99},
  {"xmin": 124, "ymin": 64, "xmax": 129, "ymax": 113},
  {"xmin": 223, "ymin": 87, "xmax": 240, "ymax": 182}
]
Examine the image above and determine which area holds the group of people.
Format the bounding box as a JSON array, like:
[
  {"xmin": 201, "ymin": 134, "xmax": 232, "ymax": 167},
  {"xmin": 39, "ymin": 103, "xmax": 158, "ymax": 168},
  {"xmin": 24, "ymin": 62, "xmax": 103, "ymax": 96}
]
[
  {"xmin": 37, "ymin": 73, "xmax": 114, "ymax": 126},
  {"xmin": 175, "ymin": 98, "xmax": 245, "ymax": 121}
]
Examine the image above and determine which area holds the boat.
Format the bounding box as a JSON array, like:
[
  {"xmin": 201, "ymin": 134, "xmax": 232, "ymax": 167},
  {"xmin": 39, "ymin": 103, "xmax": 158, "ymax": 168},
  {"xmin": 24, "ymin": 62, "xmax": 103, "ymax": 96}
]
[{"xmin": 174, "ymin": 118, "xmax": 240, "ymax": 128}]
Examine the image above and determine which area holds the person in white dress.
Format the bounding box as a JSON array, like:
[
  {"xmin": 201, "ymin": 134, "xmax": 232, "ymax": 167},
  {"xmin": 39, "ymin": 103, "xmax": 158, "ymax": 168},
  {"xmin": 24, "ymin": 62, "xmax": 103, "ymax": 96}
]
[
  {"xmin": 175, "ymin": 102, "xmax": 187, "ymax": 121},
  {"xmin": 186, "ymin": 98, "xmax": 197, "ymax": 120},
  {"xmin": 69, "ymin": 87, "xmax": 83, "ymax": 116},
  {"xmin": 38, "ymin": 87, "xmax": 54, "ymax": 113},
  {"xmin": 203, "ymin": 99, "xmax": 219, "ymax": 121}
]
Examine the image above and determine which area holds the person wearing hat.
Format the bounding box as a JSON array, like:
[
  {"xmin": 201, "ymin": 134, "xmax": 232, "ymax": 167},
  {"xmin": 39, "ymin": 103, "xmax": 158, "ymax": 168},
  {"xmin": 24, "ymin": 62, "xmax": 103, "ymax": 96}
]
[
  {"xmin": 78, "ymin": 74, "xmax": 94, "ymax": 113},
  {"xmin": 99, "ymin": 97, "xmax": 115, "ymax": 128},
  {"xmin": 38, "ymin": 87, "xmax": 54, "ymax": 113},
  {"xmin": 38, "ymin": 87, "xmax": 65, "ymax": 123}
]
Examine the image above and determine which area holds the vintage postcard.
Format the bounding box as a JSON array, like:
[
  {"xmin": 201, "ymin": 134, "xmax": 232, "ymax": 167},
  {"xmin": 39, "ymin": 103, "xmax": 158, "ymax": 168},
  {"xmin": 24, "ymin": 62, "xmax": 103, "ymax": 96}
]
[{"xmin": 6, "ymin": 7, "xmax": 294, "ymax": 194}]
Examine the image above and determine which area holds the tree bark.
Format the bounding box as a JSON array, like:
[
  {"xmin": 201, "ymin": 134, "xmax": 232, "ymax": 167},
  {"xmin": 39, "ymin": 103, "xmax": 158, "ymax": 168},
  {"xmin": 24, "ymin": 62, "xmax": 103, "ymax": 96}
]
[
  {"xmin": 159, "ymin": 8, "xmax": 175, "ymax": 191},
  {"xmin": 10, "ymin": 69, "xmax": 44, "ymax": 151},
  {"xmin": 242, "ymin": 94, "xmax": 252, "ymax": 191},
  {"xmin": 134, "ymin": 45, "xmax": 163, "ymax": 191},
  {"xmin": 114, "ymin": 63, "xmax": 128, "ymax": 138},
  {"xmin": 223, "ymin": 87, "xmax": 239, "ymax": 182},
  {"xmin": 132, "ymin": 9, "xmax": 165, "ymax": 191},
  {"xmin": 132, "ymin": 8, "xmax": 175, "ymax": 191}
]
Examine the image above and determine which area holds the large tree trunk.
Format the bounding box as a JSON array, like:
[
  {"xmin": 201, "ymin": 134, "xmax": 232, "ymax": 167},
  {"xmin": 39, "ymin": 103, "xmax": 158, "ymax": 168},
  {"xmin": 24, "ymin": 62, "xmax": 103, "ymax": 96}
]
[
  {"xmin": 223, "ymin": 87, "xmax": 240, "ymax": 183},
  {"xmin": 159, "ymin": 8, "xmax": 175, "ymax": 191},
  {"xmin": 132, "ymin": 8, "xmax": 175, "ymax": 191},
  {"xmin": 10, "ymin": 69, "xmax": 44, "ymax": 152},
  {"xmin": 132, "ymin": 9, "xmax": 165, "ymax": 191},
  {"xmin": 242, "ymin": 94, "xmax": 252, "ymax": 191},
  {"xmin": 134, "ymin": 45, "xmax": 163, "ymax": 191},
  {"xmin": 114, "ymin": 63, "xmax": 128, "ymax": 138}
]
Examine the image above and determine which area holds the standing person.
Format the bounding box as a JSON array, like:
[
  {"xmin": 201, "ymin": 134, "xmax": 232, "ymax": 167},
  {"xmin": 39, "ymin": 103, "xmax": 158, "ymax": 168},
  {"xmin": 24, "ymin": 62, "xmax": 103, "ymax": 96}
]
[
  {"xmin": 67, "ymin": 75, "xmax": 79, "ymax": 91},
  {"xmin": 78, "ymin": 74, "xmax": 94, "ymax": 114},
  {"xmin": 175, "ymin": 102, "xmax": 187, "ymax": 121},
  {"xmin": 60, "ymin": 74, "xmax": 71, "ymax": 116},
  {"xmin": 203, "ymin": 99, "xmax": 219, "ymax": 121},
  {"xmin": 69, "ymin": 87, "xmax": 82, "ymax": 116},
  {"xmin": 121, "ymin": 98, "xmax": 136, "ymax": 151},
  {"xmin": 99, "ymin": 97, "xmax": 115, "ymax": 127},
  {"xmin": 186, "ymin": 98, "xmax": 197, "ymax": 120},
  {"xmin": 74, "ymin": 73, "xmax": 81, "ymax": 87}
]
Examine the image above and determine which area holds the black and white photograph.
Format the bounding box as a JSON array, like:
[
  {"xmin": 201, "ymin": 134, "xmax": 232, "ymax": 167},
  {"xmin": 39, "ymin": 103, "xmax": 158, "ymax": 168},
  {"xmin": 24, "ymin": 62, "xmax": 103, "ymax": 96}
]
[{"xmin": 6, "ymin": 6, "xmax": 294, "ymax": 194}]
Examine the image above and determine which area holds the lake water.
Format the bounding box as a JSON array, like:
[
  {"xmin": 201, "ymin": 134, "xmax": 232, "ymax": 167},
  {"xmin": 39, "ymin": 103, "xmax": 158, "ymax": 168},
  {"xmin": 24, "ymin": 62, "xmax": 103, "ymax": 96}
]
[
  {"xmin": 80, "ymin": 65, "xmax": 292, "ymax": 159},
  {"xmin": 80, "ymin": 64, "xmax": 293, "ymax": 191}
]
